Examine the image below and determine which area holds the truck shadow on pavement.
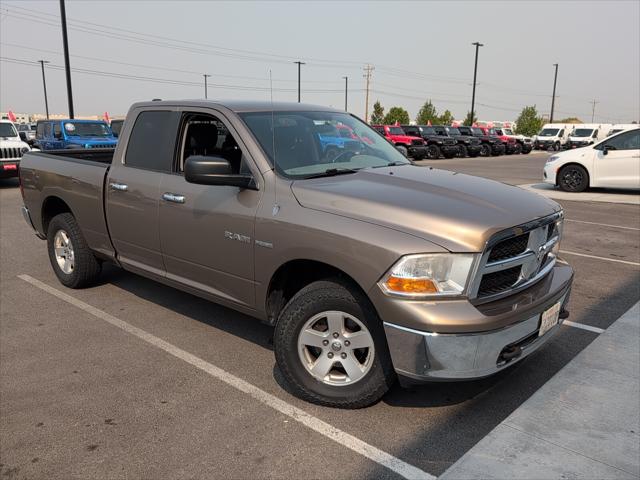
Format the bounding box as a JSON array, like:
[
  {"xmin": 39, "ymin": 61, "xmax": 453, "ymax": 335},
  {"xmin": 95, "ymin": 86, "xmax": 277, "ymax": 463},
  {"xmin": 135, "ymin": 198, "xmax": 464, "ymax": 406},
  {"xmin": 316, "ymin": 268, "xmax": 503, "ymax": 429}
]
[{"xmin": 0, "ymin": 178, "xmax": 19, "ymax": 189}]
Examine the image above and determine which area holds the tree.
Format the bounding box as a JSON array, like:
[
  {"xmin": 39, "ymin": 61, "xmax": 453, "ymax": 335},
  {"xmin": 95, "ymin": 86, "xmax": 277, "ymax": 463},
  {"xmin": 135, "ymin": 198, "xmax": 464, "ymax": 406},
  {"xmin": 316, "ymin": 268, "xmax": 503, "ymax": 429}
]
[
  {"xmin": 514, "ymin": 105, "xmax": 544, "ymax": 137},
  {"xmin": 438, "ymin": 110, "xmax": 455, "ymax": 126},
  {"xmin": 370, "ymin": 100, "xmax": 384, "ymax": 124},
  {"xmin": 415, "ymin": 100, "xmax": 439, "ymax": 125},
  {"xmin": 558, "ymin": 117, "xmax": 583, "ymax": 124},
  {"xmin": 383, "ymin": 106, "xmax": 410, "ymax": 125},
  {"xmin": 462, "ymin": 110, "xmax": 477, "ymax": 126}
]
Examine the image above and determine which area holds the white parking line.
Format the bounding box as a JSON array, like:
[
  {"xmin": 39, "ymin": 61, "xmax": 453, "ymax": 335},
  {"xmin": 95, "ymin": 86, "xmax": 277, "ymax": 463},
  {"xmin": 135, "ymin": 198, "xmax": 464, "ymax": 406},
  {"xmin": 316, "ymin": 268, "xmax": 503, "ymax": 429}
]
[
  {"xmin": 565, "ymin": 219, "xmax": 640, "ymax": 231},
  {"xmin": 17, "ymin": 274, "xmax": 433, "ymax": 480},
  {"xmin": 563, "ymin": 321, "xmax": 605, "ymax": 334},
  {"xmin": 559, "ymin": 250, "xmax": 640, "ymax": 266}
]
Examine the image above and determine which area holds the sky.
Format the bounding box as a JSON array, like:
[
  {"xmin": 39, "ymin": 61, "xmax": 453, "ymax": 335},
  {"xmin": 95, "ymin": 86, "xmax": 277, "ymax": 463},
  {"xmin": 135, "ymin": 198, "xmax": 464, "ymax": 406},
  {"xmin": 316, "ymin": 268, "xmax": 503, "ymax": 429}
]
[{"xmin": 1, "ymin": 0, "xmax": 639, "ymax": 124}]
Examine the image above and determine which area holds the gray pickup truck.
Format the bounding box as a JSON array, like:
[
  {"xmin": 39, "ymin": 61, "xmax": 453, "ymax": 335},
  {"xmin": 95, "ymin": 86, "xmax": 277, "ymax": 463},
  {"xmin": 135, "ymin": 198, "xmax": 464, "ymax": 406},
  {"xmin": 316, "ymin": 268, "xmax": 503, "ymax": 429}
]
[{"xmin": 19, "ymin": 100, "xmax": 573, "ymax": 408}]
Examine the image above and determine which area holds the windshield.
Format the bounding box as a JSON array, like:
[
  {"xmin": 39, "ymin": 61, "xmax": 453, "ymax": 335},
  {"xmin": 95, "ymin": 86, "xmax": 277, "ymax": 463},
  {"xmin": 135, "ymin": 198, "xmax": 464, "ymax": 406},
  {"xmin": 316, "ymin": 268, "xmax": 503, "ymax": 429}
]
[
  {"xmin": 110, "ymin": 120, "xmax": 123, "ymax": 136},
  {"xmin": 503, "ymin": 128, "xmax": 514, "ymax": 135},
  {"xmin": 16, "ymin": 124, "xmax": 30, "ymax": 132},
  {"xmin": 488, "ymin": 128, "xmax": 497, "ymax": 135},
  {"xmin": 447, "ymin": 127, "xmax": 461, "ymax": 136},
  {"xmin": 63, "ymin": 121, "xmax": 112, "ymax": 137},
  {"xmin": 240, "ymin": 111, "xmax": 410, "ymax": 179},
  {"xmin": 539, "ymin": 128, "xmax": 559, "ymax": 136},
  {"xmin": 420, "ymin": 126, "xmax": 436, "ymax": 135},
  {"xmin": 471, "ymin": 127, "xmax": 484, "ymax": 135},
  {"xmin": 0, "ymin": 123, "xmax": 18, "ymax": 137},
  {"xmin": 572, "ymin": 128, "xmax": 593, "ymax": 137},
  {"xmin": 388, "ymin": 126, "xmax": 405, "ymax": 135}
]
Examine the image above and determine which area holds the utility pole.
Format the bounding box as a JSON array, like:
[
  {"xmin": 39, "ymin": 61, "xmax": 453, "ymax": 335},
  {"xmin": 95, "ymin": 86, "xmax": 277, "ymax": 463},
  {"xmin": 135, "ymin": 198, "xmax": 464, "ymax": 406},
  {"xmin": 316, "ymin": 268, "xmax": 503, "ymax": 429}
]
[
  {"xmin": 469, "ymin": 42, "xmax": 483, "ymax": 126},
  {"xmin": 38, "ymin": 60, "xmax": 50, "ymax": 119},
  {"xmin": 590, "ymin": 99, "xmax": 599, "ymax": 122},
  {"xmin": 342, "ymin": 76, "xmax": 348, "ymax": 111},
  {"xmin": 203, "ymin": 74, "xmax": 211, "ymax": 99},
  {"xmin": 294, "ymin": 61, "xmax": 305, "ymax": 102},
  {"xmin": 59, "ymin": 0, "xmax": 74, "ymax": 118},
  {"xmin": 363, "ymin": 64, "xmax": 374, "ymax": 122},
  {"xmin": 550, "ymin": 63, "xmax": 558, "ymax": 123}
]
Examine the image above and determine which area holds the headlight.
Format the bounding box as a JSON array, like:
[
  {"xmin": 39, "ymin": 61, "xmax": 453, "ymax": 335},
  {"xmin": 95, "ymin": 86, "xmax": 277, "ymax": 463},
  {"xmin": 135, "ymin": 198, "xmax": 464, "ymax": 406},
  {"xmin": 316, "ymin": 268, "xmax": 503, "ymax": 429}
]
[
  {"xmin": 379, "ymin": 253, "xmax": 478, "ymax": 298},
  {"xmin": 84, "ymin": 143, "xmax": 92, "ymax": 149},
  {"xmin": 21, "ymin": 147, "xmax": 29, "ymax": 154},
  {"xmin": 547, "ymin": 155, "xmax": 560, "ymax": 163},
  {"xmin": 436, "ymin": 140, "xmax": 443, "ymax": 145}
]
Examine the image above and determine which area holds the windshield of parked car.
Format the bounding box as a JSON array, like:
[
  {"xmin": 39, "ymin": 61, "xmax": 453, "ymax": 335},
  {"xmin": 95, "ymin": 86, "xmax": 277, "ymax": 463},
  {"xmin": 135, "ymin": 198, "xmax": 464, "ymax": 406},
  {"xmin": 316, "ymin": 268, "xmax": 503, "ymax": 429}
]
[
  {"xmin": 447, "ymin": 127, "xmax": 461, "ymax": 136},
  {"xmin": 0, "ymin": 123, "xmax": 18, "ymax": 138},
  {"xmin": 572, "ymin": 128, "xmax": 594, "ymax": 137},
  {"xmin": 503, "ymin": 128, "xmax": 514, "ymax": 135},
  {"xmin": 388, "ymin": 126, "xmax": 405, "ymax": 135},
  {"xmin": 487, "ymin": 128, "xmax": 497, "ymax": 135},
  {"xmin": 240, "ymin": 111, "xmax": 410, "ymax": 179},
  {"xmin": 538, "ymin": 128, "xmax": 559, "ymax": 136},
  {"xmin": 16, "ymin": 124, "xmax": 30, "ymax": 132},
  {"xmin": 63, "ymin": 121, "xmax": 113, "ymax": 137},
  {"xmin": 471, "ymin": 127, "xmax": 484, "ymax": 135},
  {"xmin": 420, "ymin": 126, "xmax": 436, "ymax": 135}
]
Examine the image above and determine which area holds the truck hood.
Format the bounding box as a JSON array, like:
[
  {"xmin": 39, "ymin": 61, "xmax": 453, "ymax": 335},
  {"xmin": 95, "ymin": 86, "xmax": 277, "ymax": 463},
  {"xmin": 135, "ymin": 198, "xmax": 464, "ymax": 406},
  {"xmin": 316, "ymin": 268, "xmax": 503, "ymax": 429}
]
[
  {"xmin": 291, "ymin": 165, "xmax": 560, "ymax": 252},
  {"xmin": 0, "ymin": 137, "xmax": 29, "ymax": 148}
]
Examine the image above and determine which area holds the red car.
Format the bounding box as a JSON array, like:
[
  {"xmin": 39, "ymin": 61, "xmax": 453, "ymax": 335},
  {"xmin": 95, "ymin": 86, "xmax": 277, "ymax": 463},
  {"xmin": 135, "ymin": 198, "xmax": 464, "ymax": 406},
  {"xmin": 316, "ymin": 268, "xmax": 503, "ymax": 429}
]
[
  {"xmin": 372, "ymin": 125, "xmax": 428, "ymax": 159},
  {"xmin": 477, "ymin": 126, "xmax": 518, "ymax": 154}
]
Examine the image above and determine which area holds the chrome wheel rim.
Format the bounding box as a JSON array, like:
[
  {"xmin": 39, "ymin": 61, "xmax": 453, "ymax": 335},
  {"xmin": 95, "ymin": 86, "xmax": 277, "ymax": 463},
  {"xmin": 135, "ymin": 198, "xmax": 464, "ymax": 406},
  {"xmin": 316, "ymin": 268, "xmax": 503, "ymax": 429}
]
[
  {"xmin": 562, "ymin": 169, "xmax": 583, "ymax": 190},
  {"xmin": 53, "ymin": 229, "xmax": 75, "ymax": 274},
  {"xmin": 297, "ymin": 311, "xmax": 375, "ymax": 386}
]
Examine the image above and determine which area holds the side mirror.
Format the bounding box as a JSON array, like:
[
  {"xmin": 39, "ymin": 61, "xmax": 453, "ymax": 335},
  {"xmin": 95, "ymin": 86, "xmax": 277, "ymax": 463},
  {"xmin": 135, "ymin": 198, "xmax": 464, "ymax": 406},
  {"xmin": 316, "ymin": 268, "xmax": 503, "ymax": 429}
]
[
  {"xmin": 184, "ymin": 155, "xmax": 256, "ymax": 189},
  {"xmin": 602, "ymin": 145, "xmax": 612, "ymax": 155},
  {"xmin": 19, "ymin": 132, "xmax": 28, "ymax": 142}
]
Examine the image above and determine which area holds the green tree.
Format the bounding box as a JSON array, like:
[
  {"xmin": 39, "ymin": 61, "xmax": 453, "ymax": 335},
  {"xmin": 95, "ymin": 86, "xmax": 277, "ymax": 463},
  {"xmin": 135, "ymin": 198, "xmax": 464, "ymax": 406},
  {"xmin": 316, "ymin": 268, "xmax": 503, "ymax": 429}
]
[
  {"xmin": 438, "ymin": 110, "xmax": 455, "ymax": 126},
  {"xmin": 463, "ymin": 110, "xmax": 478, "ymax": 126},
  {"xmin": 558, "ymin": 117, "xmax": 583, "ymax": 124},
  {"xmin": 370, "ymin": 100, "xmax": 385, "ymax": 124},
  {"xmin": 383, "ymin": 106, "xmax": 410, "ymax": 125},
  {"xmin": 514, "ymin": 105, "xmax": 544, "ymax": 137},
  {"xmin": 415, "ymin": 100, "xmax": 439, "ymax": 125}
]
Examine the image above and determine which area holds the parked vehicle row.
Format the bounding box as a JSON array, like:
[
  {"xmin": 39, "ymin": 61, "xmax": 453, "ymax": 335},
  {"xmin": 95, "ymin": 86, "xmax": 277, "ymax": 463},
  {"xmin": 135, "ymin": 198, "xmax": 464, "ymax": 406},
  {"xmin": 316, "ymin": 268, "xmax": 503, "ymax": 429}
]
[{"xmin": 534, "ymin": 123, "xmax": 637, "ymax": 151}]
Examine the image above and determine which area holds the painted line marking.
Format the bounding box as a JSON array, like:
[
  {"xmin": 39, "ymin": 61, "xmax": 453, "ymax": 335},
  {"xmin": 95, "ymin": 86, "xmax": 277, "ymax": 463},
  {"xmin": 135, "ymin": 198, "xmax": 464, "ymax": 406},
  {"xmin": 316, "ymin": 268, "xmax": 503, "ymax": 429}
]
[
  {"xmin": 563, "ymin": 320, "xmax": 605, "ymax": 334},
  {"xmin": 17, "ymin": 274, "xmax": 433, "ymax": 480},
  {"xmin": 559, "ymin": 250, "xmax": 640, "ymax": 266},
  {"xmin": 565, "ymin": 219, "xmax": 640, "ymax": 231}
]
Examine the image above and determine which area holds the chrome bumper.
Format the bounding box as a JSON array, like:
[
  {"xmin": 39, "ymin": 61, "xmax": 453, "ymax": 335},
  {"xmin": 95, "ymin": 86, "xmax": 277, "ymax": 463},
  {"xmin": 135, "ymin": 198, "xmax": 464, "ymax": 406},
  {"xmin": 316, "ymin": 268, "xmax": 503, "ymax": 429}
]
[{"xmin": 384, "ymin": 292, "xmax": 570, "ymax": 382}]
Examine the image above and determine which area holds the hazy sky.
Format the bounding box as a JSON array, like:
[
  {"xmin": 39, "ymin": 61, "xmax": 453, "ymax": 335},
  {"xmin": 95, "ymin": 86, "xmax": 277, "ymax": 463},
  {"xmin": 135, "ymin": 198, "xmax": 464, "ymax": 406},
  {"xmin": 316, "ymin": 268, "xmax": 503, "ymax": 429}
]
[{"xmin": 1, "ymin": 0, "xmax": 639, "ymax": 124}]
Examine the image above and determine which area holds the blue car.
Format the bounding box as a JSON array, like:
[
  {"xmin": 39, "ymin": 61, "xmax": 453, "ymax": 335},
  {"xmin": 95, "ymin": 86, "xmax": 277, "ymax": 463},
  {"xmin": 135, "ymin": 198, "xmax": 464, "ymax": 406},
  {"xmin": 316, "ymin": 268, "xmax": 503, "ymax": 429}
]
[
  {"xmin": 35, "ymin": 119, "xmax": 118, "ymax": 150},
  {"xmin": 315, "ymin": 123, "xmax": 364, "ymax": 161}
]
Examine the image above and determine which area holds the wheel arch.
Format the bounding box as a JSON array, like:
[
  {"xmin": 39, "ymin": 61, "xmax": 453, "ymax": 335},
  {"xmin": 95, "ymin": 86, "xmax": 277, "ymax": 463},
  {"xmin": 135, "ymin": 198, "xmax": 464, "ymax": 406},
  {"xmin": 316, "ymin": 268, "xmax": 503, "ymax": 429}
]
[{"xmin": 41, "ymin": 196, "xmax": 74, "ymax": 236}]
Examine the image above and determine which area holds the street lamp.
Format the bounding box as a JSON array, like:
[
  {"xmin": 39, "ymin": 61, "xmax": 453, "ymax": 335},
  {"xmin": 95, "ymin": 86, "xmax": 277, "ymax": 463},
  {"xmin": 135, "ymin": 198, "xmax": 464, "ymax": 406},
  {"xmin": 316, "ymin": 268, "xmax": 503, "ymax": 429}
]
[
  {"xmin": 38, "ymin": 60, "xmax": 50, "ymax": 119},
  {"xmin": 342, "ymin": 76, "xmax": 348, "ymax": 111},
  {"xmin": 294, "ymin": 61, "xmax": 305, "ymax": 102},
  {"xmin": 550, "ymin": 64, "xmax": 558, "ymax": 123},
  {"xmin": 203, "ymin": 74, "xmax": 211, "ymax": 99},
  {"xmin": 470, "ymin": 42, "xmax": 483, "ymax": 125}
]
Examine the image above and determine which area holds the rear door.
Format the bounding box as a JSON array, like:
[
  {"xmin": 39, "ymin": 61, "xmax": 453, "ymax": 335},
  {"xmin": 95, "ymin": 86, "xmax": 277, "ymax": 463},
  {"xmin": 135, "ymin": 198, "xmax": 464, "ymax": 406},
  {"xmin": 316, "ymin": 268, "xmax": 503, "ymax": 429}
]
[
  {"xmin": 105, "ymin": 108, "xmax": 180, "ymax": 276},
  {"xmin": 158, "ymin": 109, "xmax": 261, "ymax": 307},
  {"xmin": 594, "ymin": 129, "xmax": 640, "ymax": 188}
]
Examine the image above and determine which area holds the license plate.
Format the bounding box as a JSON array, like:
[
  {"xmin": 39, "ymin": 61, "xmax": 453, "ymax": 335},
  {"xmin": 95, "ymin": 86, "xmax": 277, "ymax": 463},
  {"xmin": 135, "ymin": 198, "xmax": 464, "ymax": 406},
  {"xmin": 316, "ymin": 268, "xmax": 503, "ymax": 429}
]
[
  {"xmin": 539, "ymin": 301, "xmax": 561, "ymax": 337},
  {"xmin": 2, "ymin": 164, "xmax": 17, "ymax": 171}
]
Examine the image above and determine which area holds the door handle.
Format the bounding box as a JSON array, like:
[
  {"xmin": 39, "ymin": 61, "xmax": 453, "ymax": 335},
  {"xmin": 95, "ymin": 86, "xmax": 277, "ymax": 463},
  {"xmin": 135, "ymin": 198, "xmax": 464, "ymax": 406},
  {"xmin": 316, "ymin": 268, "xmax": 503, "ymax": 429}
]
[
  {"xmin": 162, "ymin": 192, "xmax": 185, "ymax": 204},
  {"xmin": 109, "ymin": 182, "xmax": 128, "ymax": 192}
]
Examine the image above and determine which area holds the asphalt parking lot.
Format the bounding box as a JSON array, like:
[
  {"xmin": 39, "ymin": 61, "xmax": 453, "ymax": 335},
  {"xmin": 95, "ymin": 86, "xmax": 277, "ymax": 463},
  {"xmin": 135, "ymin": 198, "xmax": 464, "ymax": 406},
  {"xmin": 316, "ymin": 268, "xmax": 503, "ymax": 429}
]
[{"xmin": 1, "ymin": 151, "xmax": 639, "ymax": 479}]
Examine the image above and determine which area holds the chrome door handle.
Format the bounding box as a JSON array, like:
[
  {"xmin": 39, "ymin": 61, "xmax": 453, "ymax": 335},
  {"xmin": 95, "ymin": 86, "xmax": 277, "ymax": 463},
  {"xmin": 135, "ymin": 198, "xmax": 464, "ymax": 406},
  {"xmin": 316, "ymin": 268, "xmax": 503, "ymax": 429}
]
[
  {"xmin": 109, "ymin": 182, "xmax": 128, "ymax": 191},
  {"xmin": 162, "ymin": 192, "xmax": 185, "ymax": 204}
]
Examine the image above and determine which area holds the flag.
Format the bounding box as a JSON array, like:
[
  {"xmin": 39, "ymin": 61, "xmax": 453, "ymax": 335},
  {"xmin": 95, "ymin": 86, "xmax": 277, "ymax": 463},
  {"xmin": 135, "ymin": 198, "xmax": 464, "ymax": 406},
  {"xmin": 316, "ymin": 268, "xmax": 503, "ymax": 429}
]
[
  {"xmin": 104, "ymin": 112, "xmax": 110, "ymax": 123},
  {"xmin": 7, "ymin": 110, "xmax": 16, "ymax": 122},
  {"xmin": 427, "ymin": 120, "xmax": 432, "ymax": 126}
]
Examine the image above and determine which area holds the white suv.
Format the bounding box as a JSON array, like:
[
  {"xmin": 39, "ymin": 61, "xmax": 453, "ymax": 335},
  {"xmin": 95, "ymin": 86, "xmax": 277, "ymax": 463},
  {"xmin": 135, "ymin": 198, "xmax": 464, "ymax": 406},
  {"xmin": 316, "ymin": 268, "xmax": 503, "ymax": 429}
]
[
  {"xmin": 543, "ymin": 127, "xmax": 640, "ymax": 192},
  {"xmin": 1, "ymin": 120, "xmax": 31, "ymax": 179}
]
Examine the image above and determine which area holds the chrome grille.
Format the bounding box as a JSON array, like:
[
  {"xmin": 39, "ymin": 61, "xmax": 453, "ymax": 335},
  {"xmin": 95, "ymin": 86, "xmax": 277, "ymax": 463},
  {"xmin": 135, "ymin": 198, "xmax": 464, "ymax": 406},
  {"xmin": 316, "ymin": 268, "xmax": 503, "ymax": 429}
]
[
  {"xmin": 0, "ymin": 147, "xmax": 23, "ymax": 159},
  {"xmin": 470, "ymin": 212, "xmax": 563, "ymax": 303}
]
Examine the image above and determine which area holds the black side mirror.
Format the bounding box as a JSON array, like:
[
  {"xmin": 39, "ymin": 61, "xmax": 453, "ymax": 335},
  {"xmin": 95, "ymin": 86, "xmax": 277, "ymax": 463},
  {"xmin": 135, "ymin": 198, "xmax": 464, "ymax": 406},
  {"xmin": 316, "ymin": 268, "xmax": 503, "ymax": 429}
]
[
  {"xmin": 19, "ymin": 132, "xmax": 28, "ymax": 142},
  {"xmin": 602, "ymin": 145, "xmax": 613, "ymax": 155},
  {"xmin": 184, "ymin": 155, "xmax": 256, "ymax": 189}
]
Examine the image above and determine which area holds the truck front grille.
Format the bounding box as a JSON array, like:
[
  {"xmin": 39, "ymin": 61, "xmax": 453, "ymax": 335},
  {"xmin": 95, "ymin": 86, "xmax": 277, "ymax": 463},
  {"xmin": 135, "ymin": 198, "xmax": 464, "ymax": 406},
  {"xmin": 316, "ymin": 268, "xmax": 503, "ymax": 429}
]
[
  {"xmin": 411, "ymin": 139, "xmax": 423, "ymax": 146},
  {"xmin": 91, "ymin": 144, "xmax": 116, "ymax": 149},
  {"xmin": 0, "ymin": 147, "xmax": 23, "ymax": 160},
  {"xmin": 469, "ymin": 212, "xmax": 563, "ymax": 303}
]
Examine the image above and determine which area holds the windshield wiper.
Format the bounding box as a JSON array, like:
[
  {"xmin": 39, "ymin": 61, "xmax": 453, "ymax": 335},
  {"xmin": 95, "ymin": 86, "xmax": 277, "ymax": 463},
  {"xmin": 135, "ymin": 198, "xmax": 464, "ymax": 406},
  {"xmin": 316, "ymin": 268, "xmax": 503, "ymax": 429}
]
[{"xmin": 304, "ymin": 168, "xmax": 359, "ymax": 179}]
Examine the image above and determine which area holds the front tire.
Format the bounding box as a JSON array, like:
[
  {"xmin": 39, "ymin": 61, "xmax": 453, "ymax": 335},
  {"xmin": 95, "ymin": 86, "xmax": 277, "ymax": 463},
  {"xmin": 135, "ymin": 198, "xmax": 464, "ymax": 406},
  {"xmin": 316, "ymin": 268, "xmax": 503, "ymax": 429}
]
[
  {"xmin": 426, "ymin": 144, "xmax": 441, "ymax": 160},
  {"xmin": 480, "ymin": 144, "xmax": 491, "ymax": 157},
  {"xmin": 274, "ymin": 280, "xmax": 395, "ymax": 408},
  {"xmin": 47, "ymin": 213, "xmax": 101, "ymax": 288},
  {"xmin": 558, "ymin": 164, "xmax": 589, "ymax": 192},
  {"xmin": 514, "ymin": 143, "xmax": 523, "ymax": 154}
]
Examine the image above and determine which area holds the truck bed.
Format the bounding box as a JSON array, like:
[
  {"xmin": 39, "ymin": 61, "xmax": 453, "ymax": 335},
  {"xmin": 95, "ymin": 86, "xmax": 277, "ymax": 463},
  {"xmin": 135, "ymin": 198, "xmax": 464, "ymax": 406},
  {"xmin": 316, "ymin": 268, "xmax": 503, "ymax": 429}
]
[{"xmin": 19, "ymin": 150, "xmax": 116, "ymax": 260}]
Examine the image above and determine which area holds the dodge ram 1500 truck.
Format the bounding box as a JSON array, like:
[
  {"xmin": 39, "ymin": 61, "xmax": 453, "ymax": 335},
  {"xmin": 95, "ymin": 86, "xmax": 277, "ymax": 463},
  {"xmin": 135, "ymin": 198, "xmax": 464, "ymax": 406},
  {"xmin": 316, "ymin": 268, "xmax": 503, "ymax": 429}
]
[{"xmin": 20, "ymin": 100, "xmax": 573, "ymax": 408}]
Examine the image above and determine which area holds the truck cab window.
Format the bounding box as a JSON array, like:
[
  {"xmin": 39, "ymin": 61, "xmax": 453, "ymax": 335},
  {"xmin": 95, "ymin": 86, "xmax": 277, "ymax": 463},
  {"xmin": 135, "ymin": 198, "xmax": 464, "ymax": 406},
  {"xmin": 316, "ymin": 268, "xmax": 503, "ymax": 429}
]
[
  {"xmin": 178, "ymin": 113, "xmax": 248, "ymax": 175},
  {"xmin": 53, "ymin": 123, "xmax": 62, "ymax": 139},
  {"xmin": 125, "ymin": 111, "xmax": 180, "ymax": 172}
]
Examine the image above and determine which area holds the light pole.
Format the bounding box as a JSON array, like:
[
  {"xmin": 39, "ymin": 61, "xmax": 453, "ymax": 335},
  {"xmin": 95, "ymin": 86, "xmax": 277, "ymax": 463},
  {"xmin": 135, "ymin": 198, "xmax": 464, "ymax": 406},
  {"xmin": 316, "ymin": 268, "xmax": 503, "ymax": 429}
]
[
  {"xmin": 342, "ymin": 76, "xmax": 348, "ymax": 111},
  {"xmin": 203, "ymin": 74, "xmax": 211, "ymax": 99},
  {"xmin": 294, "ymin": 61, "xmax": 305, "ymax": 102},
  {"xmin": 470, "ymin": 42, "xmax": 483, "ymax": 125},
  {"xmin": 59, "ymin": 0, "xmax": 74, "ymax": 118},
  {"xmin": 38, "ymin": 60, "xmax": 50, "ymax": 119},
  {"xmin": 550, "ymin": 63, "xmax": 558, "ymax": 123}
]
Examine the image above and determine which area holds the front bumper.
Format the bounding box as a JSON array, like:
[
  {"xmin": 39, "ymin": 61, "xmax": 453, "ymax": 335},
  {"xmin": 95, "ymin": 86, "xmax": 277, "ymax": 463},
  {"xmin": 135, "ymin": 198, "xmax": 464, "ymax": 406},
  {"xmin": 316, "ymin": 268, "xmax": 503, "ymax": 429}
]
[
  {"xmin": 490, "ymin": 143, "xmax": 506, "ymax": 155},
  {"xmin": 407, "ymin": 145, "xmax": 428, "ymax": 158},
  {"xmin": 504, "ymin": 143, "xmax": 518, "ymax": 154},
  {"xmin": 440, "ymin": 145, "xmax": 459, "ymax": 157},
  {"xmin": 377, "ymin": 263, "xmax": 573, "ymax": 382},
  {"xmin": 466, "ymin": 144, "xmax": 482, "ymax": 156}
]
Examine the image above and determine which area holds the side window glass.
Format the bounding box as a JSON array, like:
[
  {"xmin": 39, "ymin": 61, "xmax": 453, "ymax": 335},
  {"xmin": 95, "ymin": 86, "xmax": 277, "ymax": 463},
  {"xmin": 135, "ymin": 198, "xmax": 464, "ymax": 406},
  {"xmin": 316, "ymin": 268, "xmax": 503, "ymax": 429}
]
[
  {"xmin": 125, "ymin": 111, "xmax": 180, "ymax": 172},
  {"xmin": 53, "ymin": 123, "xmax": 62, "ymax": 139},
  {"xmin": 593, "ymin": 130, "xmax": 598, "ymax": 138},
  {"xmin": 606, "ymin": 130, "xmax": 640, "ymax": 151},
  {"xmin": 36, "ymin": 123, "xmax": 44, "ymax": 138},
  {"xmin": 559, "ymin": 129, "xmax": 564, "ymax": 137},
  {"xmin": 178, "ymin": 113, "xmax": 249, "ymax": 176},
  {"xmin": 44, "ymin": 123, "xmax": 52, "ymax": 138}
]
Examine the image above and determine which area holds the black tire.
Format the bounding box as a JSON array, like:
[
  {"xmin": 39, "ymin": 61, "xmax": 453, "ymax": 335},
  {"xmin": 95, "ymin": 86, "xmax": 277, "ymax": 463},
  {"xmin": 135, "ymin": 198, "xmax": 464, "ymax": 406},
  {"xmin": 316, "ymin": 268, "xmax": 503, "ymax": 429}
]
[
  {"xmin": 274, "ymin": 279, "xmax": 396, "ymax": 408},
  {"xmin": 395, "ymin": 145, "xmax": 408, "ymax": 157},
  {"xmin": 480, "ymin": 144, "xmax": 491, "ymax": 157},
  {"xmin": 47, "ymin": 213, "xmax": 101, "ymax": 288},
  {"xmin": 426, "ymin": 144, "xmax": 441, "ymax": 159},
  {"xmin": 553, "ymin": 142, "xmax": 560, "ymax": 152},
  {"xmin": 456, "ymin": 145, "xmax": 468, "ymax": 158},
  {"xmin": 558, "ymin": 164, "xmax": 589, "ymax": 192},
  {"xmin": 514, "ymin": 143, "xmax": 523, "ymax": 154}
]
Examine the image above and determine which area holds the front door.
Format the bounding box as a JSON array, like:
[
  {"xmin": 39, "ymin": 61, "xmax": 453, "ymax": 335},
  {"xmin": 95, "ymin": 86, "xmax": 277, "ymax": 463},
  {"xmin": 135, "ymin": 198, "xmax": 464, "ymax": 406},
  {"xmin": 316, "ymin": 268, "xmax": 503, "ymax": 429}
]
[
  {"xmin": 158, "ymin": 110, "xmax": 261, "ymax": 308},
  {"xmin": 594, "ymin": 129, "xmax": 640, "ymax": 188}
]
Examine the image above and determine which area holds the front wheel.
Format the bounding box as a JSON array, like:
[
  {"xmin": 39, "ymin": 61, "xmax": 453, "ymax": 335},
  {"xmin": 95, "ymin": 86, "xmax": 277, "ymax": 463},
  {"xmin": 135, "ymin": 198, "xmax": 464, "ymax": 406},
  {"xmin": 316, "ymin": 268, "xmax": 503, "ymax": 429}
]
[
  {"xmin": 274, "ymin": 280, "xmax": 395, "ymax": 408},
  {"xmin": 480, "ymin": 144, "xmax": 491, "ymax": 157},
  {"xmin": 456, "ymin": 145, "xmax": 468, "ymax": 158},
  {"xmin": 553, "ymin": 142, "xmax": 561, "ymax": 152},
  {"xmin": 558, "ymin": 164, "xmax": 589, "ymax": 192},
  {"xmin": 426, "ymin": 144, "xmax": 441, "ymax": 159},
  {"xmin": 514, "ymin": 143, "xmax": 523, "ymax": 154}
]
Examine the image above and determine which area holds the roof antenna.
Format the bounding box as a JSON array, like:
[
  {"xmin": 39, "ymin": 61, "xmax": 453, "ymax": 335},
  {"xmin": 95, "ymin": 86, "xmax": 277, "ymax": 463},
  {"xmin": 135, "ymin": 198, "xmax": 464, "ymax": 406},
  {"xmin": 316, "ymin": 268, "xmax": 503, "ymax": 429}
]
[{"xmin": 270, "ymin": 69, "xmax": 279, "ymax": 216}]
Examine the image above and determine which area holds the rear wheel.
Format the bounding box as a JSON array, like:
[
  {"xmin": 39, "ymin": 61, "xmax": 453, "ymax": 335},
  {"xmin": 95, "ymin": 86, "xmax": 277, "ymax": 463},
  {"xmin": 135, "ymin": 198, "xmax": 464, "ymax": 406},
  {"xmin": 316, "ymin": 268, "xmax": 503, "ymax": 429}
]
[
  {"xmin": 47, "ymin": 213, "xmax": 101, "ymax": 288},
  {"xmin": 553, "ymin": 142, "xmax": 561, "ymax": 152},
  {"xmin": 514, "ymin": 143, "xmax": 523, "ymax": 154},
  {"xmin": 274, "ymin": 280, "xmax": 395, "ymax": 408},
  {"xmin": 426, "ymin": 144, "xmax": 441, "ymax": 159},
  {"xmin": 558, "ymin": 164, "xmax": 589, "ymax": 192},
  {"xmin": 456, "ymin": 145, "xmax": 468, "ymax": 158},
  {"xmin": 480, "ymin": 144, "xmax": 491, "ymax": 157}
]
